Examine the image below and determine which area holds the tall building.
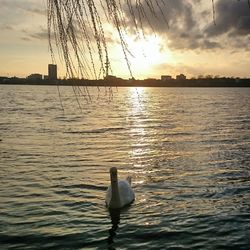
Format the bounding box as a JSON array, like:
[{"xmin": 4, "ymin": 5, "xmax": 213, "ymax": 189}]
[{"xmin": 48, "ymin": 64, "xmax": 57, "ymax": 80}]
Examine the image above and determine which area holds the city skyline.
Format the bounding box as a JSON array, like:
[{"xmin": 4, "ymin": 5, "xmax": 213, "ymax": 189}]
[{"xmin": 0, "ymin": 0, "xmax": 250, "ymax": 79}]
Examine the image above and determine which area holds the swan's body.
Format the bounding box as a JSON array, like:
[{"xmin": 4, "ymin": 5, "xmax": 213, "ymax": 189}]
[{"xmin": 106, "ymin": 167, "xmax": 135, "ymax": 209}]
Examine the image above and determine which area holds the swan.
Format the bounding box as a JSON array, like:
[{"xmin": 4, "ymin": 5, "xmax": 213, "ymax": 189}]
[{"xmin": 106, "ymin": 167, "xmax": 135, "ymax": 209}]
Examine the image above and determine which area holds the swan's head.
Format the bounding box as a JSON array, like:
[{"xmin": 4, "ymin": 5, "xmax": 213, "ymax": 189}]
[{"xmin": 110, "ymin": 167, "xmax": 118, "ymax": 183}]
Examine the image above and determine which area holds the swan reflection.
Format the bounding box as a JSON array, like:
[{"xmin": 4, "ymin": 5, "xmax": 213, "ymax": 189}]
[{"xmin": 107, "ymin": 208, "xmax": 121, "ymax": 250}]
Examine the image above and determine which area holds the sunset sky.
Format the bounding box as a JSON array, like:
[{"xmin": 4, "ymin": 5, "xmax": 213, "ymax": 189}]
[{"xmin": 0, "ymin": 0, "xmax": 249, "ymax": 79}]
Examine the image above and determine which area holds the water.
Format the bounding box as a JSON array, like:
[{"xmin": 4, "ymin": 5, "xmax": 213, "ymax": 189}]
[{"xmin": 0, "ymin": 85, "xmax": 249, "ymax": 249}]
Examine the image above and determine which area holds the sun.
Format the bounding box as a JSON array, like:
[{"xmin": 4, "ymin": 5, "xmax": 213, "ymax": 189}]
[
  {"xmin": 109, "ymin": 32, "xmax": 174, "ymax": 79},
  {"xmin": 126, "ymin": 34, "xmax": 172, "ymax": 76}
]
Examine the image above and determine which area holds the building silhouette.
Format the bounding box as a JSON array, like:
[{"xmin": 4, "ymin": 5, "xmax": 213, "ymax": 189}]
[
  {"xmin": 176, "ymin": 74, "xmax": 186, "ymax": 80},
  {"xmin": 48, "ymin": 64, "xmax": 57, "ymax": 80},
  {"xmin": 161, "ymin": 75, "xmax": 172, "ymax": 81},
  {"xmin": 27, "ymin": 73, "xmax": 43, "ymax": 81}
]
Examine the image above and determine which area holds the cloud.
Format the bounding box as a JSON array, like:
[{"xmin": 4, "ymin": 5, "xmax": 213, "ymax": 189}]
[
  {"xmin": 205, "ymin": 0, "xmax": 250, "ymax": 37},
  {"xmin": 0, "ymin": 24, "xmax": 14, "ymax": 31},
  {"xmin": 0, "ymin": 0, "xmax": 47, "ymax": 43},
  {"xmin": 122, "ymin": 0, "xmax": 250, "ymax": 51},
  {"xmin": 28, "ymin": 30, "xmax": 48, "ymax": 40},
  {"xmin": 123, "ymin": 0, "xmax": 195, "ymax": 34},
  {"xmin": 0, "ymin": 0, "xmax": 46, "ymax": 28},
  {"xmin": 0, "ymin": 0, "xmax": 45, "ymax": 15},
  {"xmin": 25, "ymin": 7, "xmax": 46, "ymax": 16},
  {"xmin": 19, "ymin": 27, "xmax": 49, "ymax": 44},
  {"xmin": 153, "ymin": 62, "xmax": 205, "ymax": 77}
]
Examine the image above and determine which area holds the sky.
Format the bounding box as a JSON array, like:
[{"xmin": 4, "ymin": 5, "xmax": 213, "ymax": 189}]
[{"xmin": 0, "ymin": 0, "xmax": 250, "ymax": 79}]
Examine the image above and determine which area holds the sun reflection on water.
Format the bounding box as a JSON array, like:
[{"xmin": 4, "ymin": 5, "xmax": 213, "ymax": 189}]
[{"xmin": 127, "ymin": 87, "xmax": 147, "ymax": 161}]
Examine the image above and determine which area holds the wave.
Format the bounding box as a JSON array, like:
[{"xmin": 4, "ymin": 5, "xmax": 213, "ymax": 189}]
[{"xmin": 64, "ymin": 127, "xmax": 124, "ymax": 134}]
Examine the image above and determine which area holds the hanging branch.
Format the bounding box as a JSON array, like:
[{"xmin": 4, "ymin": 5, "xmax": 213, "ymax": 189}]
[
  {"xmin": 47, "ymin": 0, "xmax": 168, "ymax": 81},
  {"xmin": 212, "ymin": 0, "xmax": 216, "ymax": 25}
]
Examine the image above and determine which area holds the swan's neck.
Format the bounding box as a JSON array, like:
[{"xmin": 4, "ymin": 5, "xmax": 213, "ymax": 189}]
[{"xmin": 110, "ymin": 177, "xmax": 121, "ymax": 209}]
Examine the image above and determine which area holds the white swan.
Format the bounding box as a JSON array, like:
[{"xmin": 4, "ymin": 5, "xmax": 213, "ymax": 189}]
[{"xmin": 106, "ymin": 167, "xmax": 135, "ymax": 209}]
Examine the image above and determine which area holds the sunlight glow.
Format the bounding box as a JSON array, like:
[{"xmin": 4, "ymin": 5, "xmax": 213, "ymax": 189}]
[
  {"xmin": 111, "ymin": 33, "xmax": 174, "ymax": 78},
  {"xmin": 127, "ymin": 35, "xmax": 173, "ymax": 73}
]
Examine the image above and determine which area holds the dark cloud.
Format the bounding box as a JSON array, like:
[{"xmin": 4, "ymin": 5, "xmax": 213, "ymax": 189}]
[
  {"xmin": 202, "ymin": 40, "xmax": 221, "ymax": 49},
  {"xmin": 122, "ymin": 0, "xmax": 220, "ymax": 50},
  {"xmin": 205, "ymin": 0, "xmax": 250, "ymax": 37},
  {"xmin": 123, "ymin": 0, "xmax": 196, "ymax": 34},
  {"xmin": 123, "ymin": 0, "xmax": 250, "ymax": 51}
]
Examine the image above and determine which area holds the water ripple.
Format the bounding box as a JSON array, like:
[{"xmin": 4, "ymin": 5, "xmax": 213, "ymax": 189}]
[{"xmin": 0, "ymin": 86, "xmax": 249, "ymax": 249}]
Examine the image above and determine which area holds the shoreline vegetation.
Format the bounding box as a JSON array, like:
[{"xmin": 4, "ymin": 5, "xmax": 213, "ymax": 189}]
[{"xmin": 1, "ymin": 77, "xmax": 250, "ymax": 88}]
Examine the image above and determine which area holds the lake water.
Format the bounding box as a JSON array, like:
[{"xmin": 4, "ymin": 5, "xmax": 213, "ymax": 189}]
[{"xmin": 0, "ymin": 85, "xmax": 249, "ymax": 249}]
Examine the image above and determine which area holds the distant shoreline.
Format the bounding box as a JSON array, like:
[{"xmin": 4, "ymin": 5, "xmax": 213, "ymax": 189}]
[{"xmin": 1, "ymin": 78, "xmax": 250, "ymax": 87}]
